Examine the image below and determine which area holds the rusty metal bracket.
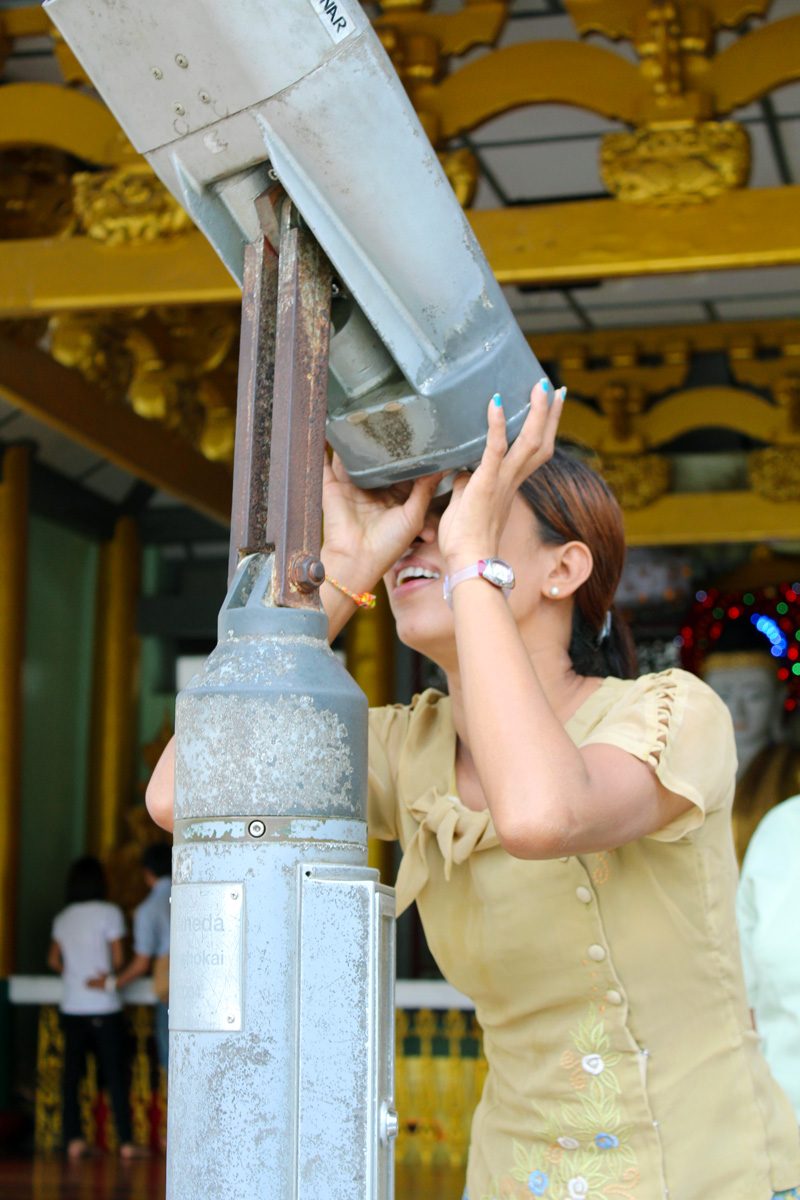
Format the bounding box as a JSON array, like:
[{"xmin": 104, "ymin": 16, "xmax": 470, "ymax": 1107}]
[{"xmin": 229, "ymin": 193, "xmax": 332, "ymax": 609}]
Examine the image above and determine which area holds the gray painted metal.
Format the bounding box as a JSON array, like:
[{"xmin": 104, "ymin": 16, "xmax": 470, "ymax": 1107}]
[
  {"xmin": 44, "ymin": 0, "xmax": 547, "ymax": 487},
  {"xmin": 166, "ymin": 553, "xmax": 395, "ymax": 1199}
]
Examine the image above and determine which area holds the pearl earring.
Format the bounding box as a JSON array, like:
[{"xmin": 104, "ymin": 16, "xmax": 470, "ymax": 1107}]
[{"xmin": 549, "ymin": 585, "xmax": 560, "ymax": 597}]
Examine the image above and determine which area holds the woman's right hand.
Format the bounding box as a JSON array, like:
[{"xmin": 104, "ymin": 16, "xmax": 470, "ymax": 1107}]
[{"xmin": 322, "ymin": 451, "xmax": 442, "ymax": 590}]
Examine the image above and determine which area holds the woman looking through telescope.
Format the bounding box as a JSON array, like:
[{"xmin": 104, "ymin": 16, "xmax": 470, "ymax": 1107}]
[{"xmin": 147, "ymin": 378, "xmax": 800, "ymax": 1200}]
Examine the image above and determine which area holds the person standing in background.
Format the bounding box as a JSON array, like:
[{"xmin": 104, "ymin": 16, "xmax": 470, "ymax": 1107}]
[
  {"xmin": 738, "ymin": 794, "xmax": 800, "ymax": 1121},
  {"xmin": 89, "ymin": 842, "xmax": 172, "ymax": 1073},
  {"xmin": 49, "ymin": 856, "xmax": 142, "ymax": 1159}
]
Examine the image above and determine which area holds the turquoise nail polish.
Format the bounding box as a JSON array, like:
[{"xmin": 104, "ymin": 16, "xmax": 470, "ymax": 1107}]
[
  {"xmin": 492, "ymin": 393, "xmax": 503, "ymax": 407},
  {"xmin": 540, "ymin": 378, "xmax": 552, "ymax": 393},
  {"xmin": 560, "ymin": 386, "xmax": 568, "ymax": 400}
]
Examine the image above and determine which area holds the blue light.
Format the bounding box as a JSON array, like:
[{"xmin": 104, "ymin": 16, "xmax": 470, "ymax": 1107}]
[{"xmin": 750, "ymin": 612, "xmax": 788, "ymax": 657}]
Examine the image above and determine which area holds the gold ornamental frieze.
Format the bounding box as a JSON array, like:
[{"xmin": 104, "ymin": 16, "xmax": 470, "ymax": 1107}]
[
  {"xmin": 748, "ymin": 447, "xmax": 800, "ymax": 503},
  {"xmin": 72, "ymin": 164, "xmax": 194, "ymax": 245},
  {"xmin": 599, "ymin": 453, "xmax": 672, "ymax": 510},
  {"xmin": 600, "ymin": 120, "xmax": 750, "ymax": 204},
  {"xmin": 44, "ymin": 307, "xmax": 239, "ymax": 465}
]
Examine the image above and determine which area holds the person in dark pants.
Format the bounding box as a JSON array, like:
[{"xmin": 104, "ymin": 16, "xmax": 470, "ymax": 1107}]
[{"xmin": 48, "ymin": 856, "xmax": 145, "ymax": 1159}]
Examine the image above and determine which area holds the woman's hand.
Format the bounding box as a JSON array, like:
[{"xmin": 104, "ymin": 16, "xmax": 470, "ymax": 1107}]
[
  {"xmin": 437, "ymin": 379, "xmax": 565, "ymax": 571},
  {"xmin": 322, "ymin": 451, "xmax": 443, "ymax": 589}
]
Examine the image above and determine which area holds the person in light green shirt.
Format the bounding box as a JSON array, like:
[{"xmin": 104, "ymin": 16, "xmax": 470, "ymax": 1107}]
[{"xmin": 738, "ymin": 793, "xmax": 800, "ymax": 1120}]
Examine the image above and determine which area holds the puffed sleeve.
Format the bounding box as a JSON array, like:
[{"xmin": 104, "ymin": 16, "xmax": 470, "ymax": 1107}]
[
  {"xmin": 367, "ymin": 703, "xmax": 412, "ymax": 841},
  {"xmin": 581, "ymin": 668, "xmax": 737, "ymax": 842}
]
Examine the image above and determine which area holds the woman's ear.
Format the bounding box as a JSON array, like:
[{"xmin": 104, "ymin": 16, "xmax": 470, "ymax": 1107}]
[{"xmin": 543, "ymin": 541, "xmax": 593, "ymax": 599}]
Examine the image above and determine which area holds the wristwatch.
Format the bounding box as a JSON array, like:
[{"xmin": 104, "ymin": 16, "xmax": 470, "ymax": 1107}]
[{"xmin": 442, "ymin": 558, "xmax": 515, "ymax": 607}]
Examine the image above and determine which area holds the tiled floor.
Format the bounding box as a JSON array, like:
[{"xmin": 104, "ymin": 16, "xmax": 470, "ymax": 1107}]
[{"xmin": 0, "ymin": 1157, "xmax": 465, "ymax": 1199}]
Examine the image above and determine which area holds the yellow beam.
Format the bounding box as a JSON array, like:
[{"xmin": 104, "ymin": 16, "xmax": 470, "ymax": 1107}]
[
  {"xmin": 469, "ymin": 185, "xmax": 800, "ymax": 286},
  {"xmin": 0, "ymin": 339, "xmax": 232, "ymax": 523},
  {"xmin": 624, "ymin": 490, "xmax": 800, "ymax": 547},
  {"xmin": 0, "ymin": 235, "xmax": 235, "ymax": 316},
  {"xmin": 0, "ymin": 83, "xmax": 135, "ymax": 164},
  {"xmin": 3, "ymin": 185, "xmax": 800, "ymax": 317},
  {"xmin": 419, "ymin": 41, "xmax": 645, "ymax": 138},
  {"xmin": 0, "ymin": 446, "xmax": 30, "ymax": 975}
]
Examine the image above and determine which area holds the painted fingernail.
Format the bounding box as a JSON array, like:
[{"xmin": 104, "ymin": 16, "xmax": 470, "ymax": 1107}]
[
  {"xmin": 492, "ymin": 393, "xmax": 503, "ymax": 407},
  {"xmin": 559, "ymin": 386, "xmax": 568, "ymax": 401},
  {"xmin": 540, "ymin": 378, "xmax": 552, "ymax": 393}
]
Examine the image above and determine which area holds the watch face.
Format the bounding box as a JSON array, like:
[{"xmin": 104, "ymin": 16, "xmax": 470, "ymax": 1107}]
[{"xmin": 482, "ymin": 558, "xmax": 515, "ymax": 589}]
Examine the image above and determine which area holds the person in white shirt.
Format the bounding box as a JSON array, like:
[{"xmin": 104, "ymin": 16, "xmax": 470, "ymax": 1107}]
[
  {"xmin": 737, "ymin": 794, "xmax": 800, "ymax": 1119},
  {"xmin": 48, "ymin": 856, "xmax": 144, "ymax": 1159}
]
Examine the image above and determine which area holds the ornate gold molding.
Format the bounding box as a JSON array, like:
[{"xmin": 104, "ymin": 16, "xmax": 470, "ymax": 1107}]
[
  {"xmin": 599, "ymin": 453, "xmax": 672, "ymax": 510},
  {"xmin": 72, "ymin": 164, "xmax": 193, "ymax": 245},
  {"xmin": 748, "ymin": 446, "xmax": 800, "ymax": 503},
  {"xmin": 600, "ymin": 120, "xmax": 750, "ymax": 204}
]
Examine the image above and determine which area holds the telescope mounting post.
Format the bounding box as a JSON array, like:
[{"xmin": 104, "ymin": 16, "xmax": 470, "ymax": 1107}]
[{"xmin": 230, "ymin": 192, "xmax": 332, "ymax": 605}]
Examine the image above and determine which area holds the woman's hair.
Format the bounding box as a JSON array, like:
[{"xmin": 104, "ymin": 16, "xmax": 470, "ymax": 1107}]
[
  {"xmin": 65, "ymin": 855, "xmax": 108, "ymax": 904},
  {"xmin": 519, "ymin": 446, "xmax": 637, "ymax": 679}
]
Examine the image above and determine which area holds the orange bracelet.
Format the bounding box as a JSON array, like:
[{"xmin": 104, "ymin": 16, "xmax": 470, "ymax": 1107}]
[{"xmin": 326, "ymin": 576, "xmax": 377, "ymax": 609}]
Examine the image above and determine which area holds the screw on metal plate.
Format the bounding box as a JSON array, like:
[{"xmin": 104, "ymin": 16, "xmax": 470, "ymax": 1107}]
[
  {"xmin": 290, "ymin": 554, "xmax": 325, "ymax": 594},
  {"xmin": 231, "ymin": 891, "xmax": 239, "ymax": 900},
  {"xmin": 248, "ymin": 820, "xmax": 266, "ymax": 838},
  {"xmin": 199, "ymin": 90, "xmax": 211, "ymax": 103},
  {"xmin": 151, "ymin": 66, "xmax": 163, "ymax": 80},
  {"xmin": 380, "ymin": 1103, "xmax": 400, "ymax": 1144},
  {"xmin": 267, "ymin": 167, "xmax": 279, "ymax": 181},
  {"xmin": 175, "ymin": 53, "xmax": 189, "ymax": 68},
  {"xmin": 173, "ymin": 102, "xmax": 186, "ymax": 115},
  {"xmin": 227, "ymin": 1016, "xmax": 235, "ymax": 1025}
]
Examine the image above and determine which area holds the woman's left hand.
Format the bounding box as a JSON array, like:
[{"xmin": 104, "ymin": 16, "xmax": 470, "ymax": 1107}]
[{"xmin": 437, "ymin": 377, "xmax": 565, "ymax": 571}]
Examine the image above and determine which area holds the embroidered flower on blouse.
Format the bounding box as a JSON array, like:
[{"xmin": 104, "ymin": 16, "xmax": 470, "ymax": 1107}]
[
  {"xmin": 595, "ymin": 1132, "xmax": 620, "ymax": 1150},
  {"xmin": 580, "ymin": 1053, "xmax": 605, "ymax": 1076},
  {"xmin": 527, "ymin": 1170, "xmax": 549, "ymax": 1195},
  {"xmin": 556, "ymin": 1136, "xmax": 580, "ymax": 1151},
  {"xmin": 566, "ymin": 1177, "xmax": 589, "ymax": 1198}
]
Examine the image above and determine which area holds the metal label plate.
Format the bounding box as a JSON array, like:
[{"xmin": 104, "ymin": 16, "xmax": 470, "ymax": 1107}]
[{"xmin": 169, "ymin": 883, "xmax": 244, "ymax": 1032}]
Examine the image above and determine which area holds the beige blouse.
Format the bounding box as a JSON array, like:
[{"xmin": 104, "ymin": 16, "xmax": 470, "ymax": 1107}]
[{"xmin": 368, "ymin": 669, "xmax": 800, "ymax": 1200}]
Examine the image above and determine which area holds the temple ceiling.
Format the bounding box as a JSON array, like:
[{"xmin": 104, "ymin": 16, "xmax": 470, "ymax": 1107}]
[{"xmin": 1, "ymin": 0, "xmax": 800, "ymax": 543}]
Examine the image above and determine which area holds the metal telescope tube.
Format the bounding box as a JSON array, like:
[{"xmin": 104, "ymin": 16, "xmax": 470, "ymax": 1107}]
[{"xmin": 44, "ymin": 0, "xmax": 547, "ymax": 487}]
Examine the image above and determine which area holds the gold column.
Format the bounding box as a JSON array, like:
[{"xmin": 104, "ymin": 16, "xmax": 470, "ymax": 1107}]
[
  {"xmin": 0, "ymin": 445, "xmax": 30, "ymax": 974},
  {"xmin": 346, "ymin": 585, "xmax": 395, "ymax": 883},
  {"xmin": 87, "ymin": 516, "xmax": 141, "ymax": 858}
]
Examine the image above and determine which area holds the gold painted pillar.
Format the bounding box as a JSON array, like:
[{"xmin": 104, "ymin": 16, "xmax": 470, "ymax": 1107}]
[
  {"xmin": 346, "ymin": 585, "xmax": 395, "ymax": 882},
  {"xmin": 0, "ymin": 445, "xmax": 30, "ymax": 974},
  {"xmin": 87, "ymin": 516, "xmax": 141, "ymax": 858}
]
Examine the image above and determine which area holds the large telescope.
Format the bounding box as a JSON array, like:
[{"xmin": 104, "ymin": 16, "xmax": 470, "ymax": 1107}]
[
  {"xmin": 44, "ymin": 0, "xmax": 544, "ymax": 487},
  {"xmin": 43, "ymin": 2, "xmax": 545, "ymax": 1198}
]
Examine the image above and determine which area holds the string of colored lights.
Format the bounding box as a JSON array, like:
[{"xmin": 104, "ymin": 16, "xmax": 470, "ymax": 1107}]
[{"xmin": 679, "ymin": 581, "xmax": 800, "ymax": 711}]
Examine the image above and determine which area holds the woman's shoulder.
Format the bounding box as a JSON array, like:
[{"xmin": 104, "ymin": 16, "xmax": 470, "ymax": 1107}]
[
  {"xmin": 578, "ymin": 667, "xmax": 733, "ymax": 755},
  {"xmin": 589, "ymin": 667, "xmax": 726, "ymax": 717}
]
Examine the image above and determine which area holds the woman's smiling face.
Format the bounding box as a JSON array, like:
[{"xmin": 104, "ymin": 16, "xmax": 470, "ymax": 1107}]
[{"xmin": 382, "ymin": 488, "xmax": 559, "ymax": 664}]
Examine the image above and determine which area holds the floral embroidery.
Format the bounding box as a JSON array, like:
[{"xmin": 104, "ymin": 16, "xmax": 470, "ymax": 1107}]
[
  {"xmin": 483, "ymin": 1006, "xmax": 639, "ymax": 1200},
  {"xmin": 527, "ymin": 1170, "xmax": 549, "ymax": 1195},
  {"xmin": 581, "ymin": 1054, "xmax": 605, "ymax": 1077}
]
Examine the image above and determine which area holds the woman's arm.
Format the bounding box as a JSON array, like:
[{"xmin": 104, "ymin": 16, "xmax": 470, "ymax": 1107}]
[
  {"xmin": 453, "ymin": 586, "xmax": 691, "ymax": 856},
  {"xmin": 440, "ymin": 388, "xmax": 693, "ymax": 858}
]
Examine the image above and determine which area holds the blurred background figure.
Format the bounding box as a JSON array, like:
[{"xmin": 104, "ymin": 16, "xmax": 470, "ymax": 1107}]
[
  {"xmin": 89, "ymin": 843, "xmax": 171, "ymax": 1075},
  {"xmin": 701, "ymin": 621, "xmax": 800, "ymax": 863},
  {"xmin": 48, "ymin": 856, "xmax": 141, "ymax": 1159},
  {"xmin": 738, "ymin": 794, "xmax": 800, "ymax": 1121}
]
